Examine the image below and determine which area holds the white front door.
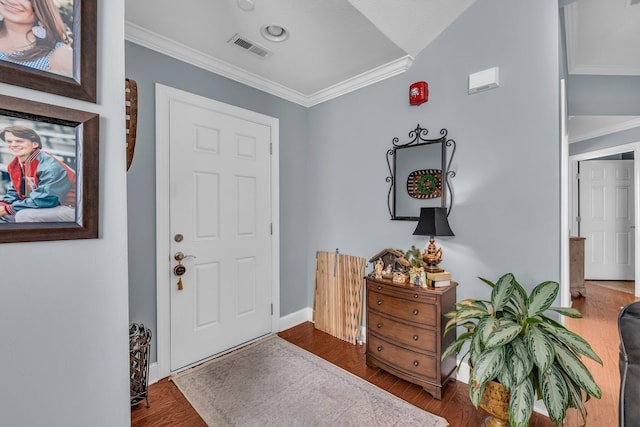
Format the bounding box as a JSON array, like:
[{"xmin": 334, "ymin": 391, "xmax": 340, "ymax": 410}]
[
  {"xmin": 156, "ymin": 85, "xmax": 278, "ymax": 373},
  {"xmin": 580, "ymin": 160, "xmax": 635, "ymax": 280}
]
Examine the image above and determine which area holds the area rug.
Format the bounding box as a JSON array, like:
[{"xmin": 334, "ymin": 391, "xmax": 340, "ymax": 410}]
[{"xmin": 171, "ymin": 336, "xmax": 448, "ymax": 427}]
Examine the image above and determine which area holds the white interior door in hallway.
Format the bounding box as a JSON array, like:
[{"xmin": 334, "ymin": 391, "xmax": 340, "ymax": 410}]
[
  {"xmin": 580, "ymin": 159, "xmax": 635, "ymax": 280},
  {"xmin": 156, "ymin": 84, "xmax": 280, "ymax": 376}
]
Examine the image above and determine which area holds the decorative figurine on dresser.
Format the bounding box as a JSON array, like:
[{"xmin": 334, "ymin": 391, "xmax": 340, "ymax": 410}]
[{"xmin": 365, "ymin": 248, "xmax": 457, "ymax": 399}]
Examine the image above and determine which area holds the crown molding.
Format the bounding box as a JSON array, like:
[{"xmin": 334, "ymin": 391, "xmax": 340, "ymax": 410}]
[
  {"xmin": 124, "ymin": 22, "xmax": 309, "ymax": 106},
  {"xmin": 306, "ymin": 56, "xmax": 413, "ymax": 106},
  {"xmin": 125, "ymin": 21, "xmax": 412, "ymax": 107},
  {"xmin": 569, "ymin": 116, "xmax": 640, "ymax": 143}
]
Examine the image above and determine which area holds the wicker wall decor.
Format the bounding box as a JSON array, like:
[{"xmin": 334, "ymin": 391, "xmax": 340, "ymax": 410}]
[
  {"xmin": 125, "ymin": 78, "xmax": 138, "ymax": 171},
  {"xmin": 407, "ymin": 169, "xmax": 442, "ymax": 199}
]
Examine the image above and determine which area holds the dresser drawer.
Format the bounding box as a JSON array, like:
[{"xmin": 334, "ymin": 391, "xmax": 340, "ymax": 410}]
[
  {"xmin": 368, "ymin": 282, "xmax": 437, "ymax": 304},
  {"xmin": 367, "ymin": 311, "xmax": 436, "ymax": 352},
  {"xmin": 368, "ymin": 334, "xmax": 436, "ymax": 381},
  {"xmin": 368, "ymin": 290, "xmax": 436, "ymax": 326}
]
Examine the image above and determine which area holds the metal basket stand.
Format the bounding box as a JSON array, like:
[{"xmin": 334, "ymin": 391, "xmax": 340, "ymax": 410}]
[{"xmin": 129, "ymin": 323, "xmax": 152, "ymax": 408}]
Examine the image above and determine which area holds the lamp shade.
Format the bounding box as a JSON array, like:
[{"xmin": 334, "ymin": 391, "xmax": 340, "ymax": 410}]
[{"xmin": 413, "ymin": 207, "xmax": 454, "ymax": 236}]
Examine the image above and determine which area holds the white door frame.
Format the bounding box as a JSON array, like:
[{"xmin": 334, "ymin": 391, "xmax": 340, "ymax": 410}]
[
  {"xmin": 567, "ymin": 142, "xmax": 640, "ymax": 298},
  {"xmin": 154, "ymin": 83, "xmax": 280, "ymax": 380}
]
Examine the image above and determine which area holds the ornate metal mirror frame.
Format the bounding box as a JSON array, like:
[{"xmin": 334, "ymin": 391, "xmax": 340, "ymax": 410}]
[{"xmin": 387, "ymin": 124, "xmax": 456, "ymax": 220}]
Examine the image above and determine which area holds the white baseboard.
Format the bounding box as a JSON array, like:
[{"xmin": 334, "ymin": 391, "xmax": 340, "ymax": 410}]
[
  {"xmin": 148, "ymin": 362, "xmax": 159, "ymax": 385},
  {"xmin": 279, "ymin": 307, "xmax": 314, "ymax": 331}
]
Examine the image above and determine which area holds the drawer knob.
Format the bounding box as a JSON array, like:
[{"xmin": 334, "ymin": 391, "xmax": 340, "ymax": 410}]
[
  {"xmin": 377, "ymin": 286, "xmax": 382, "ymax": 290},
  {"xmin": 377, "ymin": 323, "xmax": 382, "ymax": 328},
  {"xmin": 377, "ymin": 346, "xmax": 383, "ymax": 352},
  {"xmin": 377, "ymin": 300, "xmax": 383, "ymax": 306},
  {"xmin": 414, "ymin": 294, "xmax": 419, "ymax": 298},
  {"xmin": 413, "ymin": 360, "xmax": 419, "ymax": 367},
  {"xmin": 413, "ymin": 335, "xmax": 419, "ymax": 341},
  {"xmin": 412, "ymin": 309, "xmax": 419, "ymax": 315}
]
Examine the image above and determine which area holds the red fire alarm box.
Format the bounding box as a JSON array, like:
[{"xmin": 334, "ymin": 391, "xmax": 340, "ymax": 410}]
[{"xmin": 409, "ymin": 81, "xmax": 428, "ymax": 105}]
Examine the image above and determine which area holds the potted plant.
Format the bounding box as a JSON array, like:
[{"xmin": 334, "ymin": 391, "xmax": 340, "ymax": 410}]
[{"xmin": 442, "ymin": 273, "xmax": 602, "ymax": 427}]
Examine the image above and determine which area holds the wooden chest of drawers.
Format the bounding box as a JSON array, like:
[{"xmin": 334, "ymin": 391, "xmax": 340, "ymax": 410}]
[{"xmin": 365, "ymin": 276, "xmax": 457, "ymax": 399}]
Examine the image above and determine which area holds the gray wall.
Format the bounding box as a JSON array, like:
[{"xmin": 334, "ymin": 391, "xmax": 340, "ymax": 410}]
[
  {"xmin": 566, "ymin": 73, "xmax": 640, "ymax": 155},
  {"xmin": 304, "ymin": 0, "xmax": 560, "ymax": 306},
  {"xmin": 127, "ymin": 0, "xmax": 561, "ymax": 364},
  {"xmin": 126, "ymin": 42, "xmax": 310, "ymax": 362},
  {"xmin": 568, "ymin": 75, "xmax": 640, "ymax": 116},
  {"xmin": 0, "ymin": 1, "xmax": 130, "ymax": 426}
]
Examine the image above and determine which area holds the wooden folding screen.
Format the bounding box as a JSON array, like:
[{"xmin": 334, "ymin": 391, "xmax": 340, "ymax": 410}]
[{"xmin": 313, "ymin": 251, "xmax": 366, "ymax": 344}]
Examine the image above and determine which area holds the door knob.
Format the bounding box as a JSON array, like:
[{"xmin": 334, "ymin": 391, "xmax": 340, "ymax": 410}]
[{"xmin": 174, "ymin": 252, "xmax": 196, "ymax": 261}]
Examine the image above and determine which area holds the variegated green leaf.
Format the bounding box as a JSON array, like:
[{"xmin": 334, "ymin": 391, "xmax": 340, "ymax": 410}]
[
  {"xmin": 540, "ymin": 364, "xmax": 568, "ymax": 423},
  {"xmin": 526, "ymin": 324, "xmax": 555, "ymax": 372},
  {"xmin": 553, "ymin": 342, "xmax": 602, "ymax": 399},
  {"xmin": 509, "ymin": 377, "xmax": 534, "ymax": 427},
  {"xmin": 474, "ymin": 317, "xmax": 495, "ymax": 347},
  {"xmin": 453, "ymin": 303, "xmax": 491, "ymax": 319},
  {"xmin": 444, "ymin": 312, "xmax": 486, "ymax": 334},
  {"xmin": 548, "ymin": 306, "xmax": 583, "ymax": 318},
  {"xmin": 453, "ymin": 348, "xmax": 471, "ymax": 374},
  {"xmin": 444, "ymin": 317, "xmax": 478, "ymax": 336},
  {"xmin": 538, "ymin": 313, "xmax": 563, "ymax": 329},
  {"xmin": 468, "ymin": 378, "xmax": 485, "ymax": 407},
  {"xmin": 527, "ymin": 281, "xmax": 559, "ymax": 317},
  {"xmin": 509, "ymin": 352, "xmax": 529, "ymax": 386},
  {"xmin": 559, "ymin": 368, "xmax": 588, "ymax": 422},
  {"xmin": 509, "ymin": 276, "xmax": 529, "ymax": 316},
  {"xmin": 471, "ymin": 347, "xmax": 505, "ymax": 386},
  {"xmin": 486, "ymin": 319, "xmax": 522, "ymax": 347},
  {"xmin": 510, "ymin": 335, "xmax": 533, "ymax": 377},
  {"xmin": 498, "ymin": 349, "xmax": 515, "ymax": 388},
  {"xmin": 469, "ymin": 331, "xmax": 483, "ymax": 367},
  {"xmin": 491, "ymin": 273, "xmax": 516, "ymax": 312},
  {"xmin": 441, "ymin": 331, "xmax": 473, "ymax": 361},
  {"xmin": 540, "ymin": 322, "xmax": 602, "ymax": 364},
  {"xmin": 457, "ymin": 299, "xmax": 489, "ymax": 310},
  {"xmin": 477, "ymin": 276, "xmax": 496, "ymax": 289},
  {"xmin": 443, "ymin": 305, "xmax": 489, "ymax": 332}
]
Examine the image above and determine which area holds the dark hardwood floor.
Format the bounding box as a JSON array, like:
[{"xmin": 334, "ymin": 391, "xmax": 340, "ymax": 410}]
[{"xmin": 131, "ymin": 281, "xmax": 636, "ymax": 426}]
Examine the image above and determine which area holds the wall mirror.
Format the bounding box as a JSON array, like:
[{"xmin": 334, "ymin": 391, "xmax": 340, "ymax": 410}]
[{"xmin": 387, "ymin": 124, "xmax": 456, "ymax": 220}]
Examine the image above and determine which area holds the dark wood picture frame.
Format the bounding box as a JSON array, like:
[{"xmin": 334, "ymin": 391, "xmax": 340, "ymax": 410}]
[
  {"xmin": 0, "ymin": 94, "xmax": 99, "ymax": 243},
  {"xmin": 0, "ymin": 0, "xmax": 97, "ymax": 102}
]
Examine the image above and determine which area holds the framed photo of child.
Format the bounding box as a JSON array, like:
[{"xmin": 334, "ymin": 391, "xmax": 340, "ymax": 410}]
[
  {"xmin": 0, "ymin": 0, "xmax": 97, "ymax": 102},
  {"xmin": 0, "ymin": 94, "xmax": 99, "ymax": 243}
]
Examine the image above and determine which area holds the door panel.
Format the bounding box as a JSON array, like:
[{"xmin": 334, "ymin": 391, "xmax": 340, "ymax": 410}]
[
  {"xmin": 580, "ymin": 160, "xmax": 635, "ymax": 280},
  {"xmin": 168, "ymin": 98, "xmax": 272, "ymax": 371}
]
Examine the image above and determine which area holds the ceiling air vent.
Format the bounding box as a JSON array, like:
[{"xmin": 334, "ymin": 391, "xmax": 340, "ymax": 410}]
[
  {"xmin": 627, "ymin": 0, "xmax": 640, "ymax": 6},
  {"xmin": 228, "ymin": 34, "xmax": 272, "ymax": 58}
]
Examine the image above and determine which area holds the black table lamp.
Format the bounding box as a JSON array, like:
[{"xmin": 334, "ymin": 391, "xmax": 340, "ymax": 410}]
[{"xmin": 413, "ymin": 207, "xmax": 454, "ymax": 272}]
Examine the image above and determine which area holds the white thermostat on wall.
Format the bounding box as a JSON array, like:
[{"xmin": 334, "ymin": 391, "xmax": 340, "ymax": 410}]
[{"xmin": 468, "ymin": 66, "xmax": 500, "ymax": 94}]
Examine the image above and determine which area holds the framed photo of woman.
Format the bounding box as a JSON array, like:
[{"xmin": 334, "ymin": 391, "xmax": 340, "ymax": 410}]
[
  {"xmin": 0, "ymin": 0, "xmax": 97, "ymax": 102},
  {"xmin": 0, "ymin": 94, "xmax": 99, "ymax": 243}
]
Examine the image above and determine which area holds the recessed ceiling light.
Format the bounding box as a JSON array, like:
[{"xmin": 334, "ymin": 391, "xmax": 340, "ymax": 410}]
[
  {"xmin": 261, "ymin": 24, "xmax": 289, "ymax": 42},
  {"xmin": 237, "ymin": 0, "xmax": 254, "ymax": 11}
]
